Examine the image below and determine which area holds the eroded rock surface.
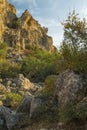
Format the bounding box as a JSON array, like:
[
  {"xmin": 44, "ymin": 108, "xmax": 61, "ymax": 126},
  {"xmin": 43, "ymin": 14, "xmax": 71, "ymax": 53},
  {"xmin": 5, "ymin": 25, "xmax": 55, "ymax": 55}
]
[{"xmin": 0, "ymin": 0, "xmax": 56, "ymax": 52}]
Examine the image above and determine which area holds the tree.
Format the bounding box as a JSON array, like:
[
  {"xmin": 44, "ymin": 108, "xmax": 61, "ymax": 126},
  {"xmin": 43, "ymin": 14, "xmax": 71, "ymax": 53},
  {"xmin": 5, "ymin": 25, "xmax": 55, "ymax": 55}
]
[
  {"xmin": 60, "ymin": 11, "xmax": 87, "ymax": 72},
  {"xmin": 62, "ymin": 10, "xmax": 87, "ymax": 49}
]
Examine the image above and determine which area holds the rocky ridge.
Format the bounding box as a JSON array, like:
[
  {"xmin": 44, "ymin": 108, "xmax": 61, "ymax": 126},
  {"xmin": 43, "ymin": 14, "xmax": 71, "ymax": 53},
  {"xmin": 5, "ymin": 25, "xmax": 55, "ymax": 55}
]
[{"xmin": 0, "ymin": 0, "xmax": 56, "ymax": 52}]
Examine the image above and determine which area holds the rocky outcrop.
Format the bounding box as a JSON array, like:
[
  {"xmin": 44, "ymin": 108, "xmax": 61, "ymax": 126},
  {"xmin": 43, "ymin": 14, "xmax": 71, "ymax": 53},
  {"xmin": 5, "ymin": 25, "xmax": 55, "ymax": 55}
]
[
  {"xmin": 0, "ymin": 106, "xmax": 28, "ymax": 130},
  {"xmin": 0, "ymin": 0, "xmax": 56, "ymax": 52},
  {"xmin": 17, "ymin": 74, "xmax": 35, "ymax": 91},
  {"xmin": 0, "ymin": 74, "xmax": 39, "ymax": 94},
  {"xmin": 0, "ymin": 0, "xmax": 17, "ymax": 41},
  {"xmin": 55, "ymin": 70, "xmax": 84, "ymax": 107}
]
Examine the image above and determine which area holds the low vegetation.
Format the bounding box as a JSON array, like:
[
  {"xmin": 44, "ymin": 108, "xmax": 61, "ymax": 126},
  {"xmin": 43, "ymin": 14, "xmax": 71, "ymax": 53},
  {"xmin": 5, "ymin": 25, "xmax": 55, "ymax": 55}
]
[
  {"xmin": 21, "ymin": 46, "xmax": 59, "ymax": 82},
  {"xmin": 3, "ymin": 92, "xmax": 23, "ymax": 109},
  {"xmin": 31, "ymin": 76, "xmax": 58, "ymax": 123}
]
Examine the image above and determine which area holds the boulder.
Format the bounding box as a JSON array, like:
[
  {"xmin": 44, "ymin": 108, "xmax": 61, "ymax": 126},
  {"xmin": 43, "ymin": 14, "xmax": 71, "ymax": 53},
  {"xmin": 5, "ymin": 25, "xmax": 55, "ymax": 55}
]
[
  {"xmin": 55, "ymin": 70, "xmax": 84, "ymax": 107},
  {"xmin": 16, "ymin": 94, "xmax": 33, "ymax": 116},
  {"xmin": 17, "ymin": 74, "xmax": 35, "ymax": 92},
  {"xmin": 16, "ymin": 94, "xmax": 43, "ymax": 118},
  {"xmin": 0, "ymin": 101, "xmax": 3, "ymax": 106},
  {"xmin": 0, "ymin": 83, "xmax": 6, "ymax": 94},
  {"xmin": 0, "ymin": 106, "xmax": 28, "ymax": 130}
]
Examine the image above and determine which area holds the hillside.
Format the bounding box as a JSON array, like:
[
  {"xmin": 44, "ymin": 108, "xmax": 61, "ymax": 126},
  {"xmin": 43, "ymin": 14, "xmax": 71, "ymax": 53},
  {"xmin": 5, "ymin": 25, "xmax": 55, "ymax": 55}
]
[{"xmin": 0, "ymin": 0, "xmax": 56, "ymax": 52}]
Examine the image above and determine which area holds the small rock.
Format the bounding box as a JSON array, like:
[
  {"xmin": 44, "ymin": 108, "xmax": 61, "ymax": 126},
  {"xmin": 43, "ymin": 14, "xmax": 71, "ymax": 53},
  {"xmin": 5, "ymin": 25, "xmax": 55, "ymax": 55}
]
[
  {"xmin": 0, "ymin": 83, "xmax": 6, "ymax": 93},
  {"xmin": 7, "ymin": 80, "xmax": 12, "ymax": 86},
  {"xmin": 0, "ymin": 101, "xmax": 3, "ymax": 106},
  {"xmin": 0, "ymin": 79, "xmax": 2, "ymax": 83},
  {"xmin": 11, "ymin": 83, "xmax": 16, "ymax": 87}
]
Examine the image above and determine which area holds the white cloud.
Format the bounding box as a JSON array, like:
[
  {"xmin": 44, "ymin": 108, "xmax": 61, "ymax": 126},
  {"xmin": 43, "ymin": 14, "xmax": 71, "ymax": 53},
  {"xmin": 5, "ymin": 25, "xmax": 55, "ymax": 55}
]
[
  {"xmin": 48, "ymin": 29, "xmax": 63, "ymax": 47},
  {"xmin": 16, "ymin": 9, "xmax": 24, "ymax": 16},
  {"xmin": 80, "ymin": 7, "xmax": 87, "ymax": 18},
  {"xmin": 35, "ymin": 17, "xmax": 63, "ymax": 46},
  {"xmin": 36, "ymin": 17, "xmax": 61, "ymax": 28}
]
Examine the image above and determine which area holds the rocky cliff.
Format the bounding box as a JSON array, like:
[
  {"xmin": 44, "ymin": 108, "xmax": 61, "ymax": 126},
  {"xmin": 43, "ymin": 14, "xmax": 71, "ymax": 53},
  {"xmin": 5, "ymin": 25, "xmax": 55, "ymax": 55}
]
[{"xmin": 0, "ymin": 0, "xmax": 56, "ymax": 52}]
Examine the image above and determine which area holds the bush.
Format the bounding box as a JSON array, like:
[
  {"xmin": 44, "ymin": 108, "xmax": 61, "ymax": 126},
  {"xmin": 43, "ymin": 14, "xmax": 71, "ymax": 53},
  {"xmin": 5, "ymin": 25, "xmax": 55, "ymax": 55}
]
[
  {"xmin": 4, "ymin": 93, "xmax": 23, "ymax": 109},
  {"xmin": 0, "ymin": 60, "xmax": 21, "ymax": 78},
  {"xmin": 0, "ymin": 42, "xmax": 8, "ymax": 59},
  {"xmin": 31, "ymin": 75, "xmax": 59, "ymax": 123},
  {"xmin": 41, "ymin": 75, "xmax": 57, "ymax": 98},
  {"xmin": 21, "ymin": 47, "xmax": 59, "ymax": 82},
  {"xmin": 59, "ymin": 101, "xmax": 76, "ymax": 123},
  {"xmin": 60, "ymin": 43, "xmax": 87, "ymax": 73},
  {"xmin": 75, "ymin": 99, "xmax": 87, "ymax": 119}
]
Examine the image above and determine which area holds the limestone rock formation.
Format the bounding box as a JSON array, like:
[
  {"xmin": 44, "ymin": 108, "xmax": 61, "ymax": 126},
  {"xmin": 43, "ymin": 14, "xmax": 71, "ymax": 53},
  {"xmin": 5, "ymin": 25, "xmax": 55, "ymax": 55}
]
[
  {"xmin": 0, "ymin": 0, "xmax": 56, "ymax": 52},
  {"xmin": 0, "ymin": 0, "xmax": 17, "ymax": 41},
  {"xmin": 55, "ymin": 70, "xmax": 84, "ymax": 107},
  {"xmin": 17, "ymin": 74, "xmax": 35, "ymax": 91}
]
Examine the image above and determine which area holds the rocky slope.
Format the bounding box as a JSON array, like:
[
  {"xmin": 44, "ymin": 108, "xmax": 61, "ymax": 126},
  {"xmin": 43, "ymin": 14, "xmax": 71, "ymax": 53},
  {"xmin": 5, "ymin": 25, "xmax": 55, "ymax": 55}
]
[
  {"xmin": 0, "ymin": 0, "xmax": 56, "ymax": 52},
  {"xmin": 0, "ymin": 70, "xmax": 87, "ymax": 130}
]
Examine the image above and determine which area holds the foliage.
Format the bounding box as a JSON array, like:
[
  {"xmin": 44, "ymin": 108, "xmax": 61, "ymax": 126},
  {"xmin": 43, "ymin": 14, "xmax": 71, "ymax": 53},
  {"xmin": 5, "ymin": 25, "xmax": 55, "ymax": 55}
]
[
  {"xmin": 60, "ymin": 11, "xmax": 87, "ymax": 73},
  {"xmin": 0, "ymin": 60, "xmax": 21, "ymax": 78},
  {"xmin": 4, "ymin": 93, "xmax": 22, "ymax": 109},
  {"xmin": 59, "ymin": 101, "xmax": 76, "ymax": 123},
  {"xmin": 75, "ymin": 99, "xmax": 87, "ymax": 119},
  {"xmin": 31, "ymin": 75, "xmax": 59, "ymax": 123},
  {"xmin": 41, "ymin": 75, "xmax": 57, "ymax": 98},
  {"xmin": 21, "ymin": 47, "xmax": 59, "ymax": 82},
  {"xmin": 0, "ymin": 42, "xmax": 8, "ymax": 59},
  {"xmin": 31, "ymin": 100, "xmax": 58, "ymax": 123},
  {"xmin": 62, "ymin": 10, "xmax": 87, "ymax": 48},
  {"xmin": 58, "ymin": 97, "xmax": 87, "ymax": 123}
]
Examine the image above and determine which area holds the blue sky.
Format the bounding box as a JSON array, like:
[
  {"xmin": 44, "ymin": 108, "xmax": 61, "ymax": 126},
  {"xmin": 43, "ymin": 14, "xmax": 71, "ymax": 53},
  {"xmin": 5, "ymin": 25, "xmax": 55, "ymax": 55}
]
[{"xmin": 8, "ymin": 0, "xmax": 87, "ymax": 47}]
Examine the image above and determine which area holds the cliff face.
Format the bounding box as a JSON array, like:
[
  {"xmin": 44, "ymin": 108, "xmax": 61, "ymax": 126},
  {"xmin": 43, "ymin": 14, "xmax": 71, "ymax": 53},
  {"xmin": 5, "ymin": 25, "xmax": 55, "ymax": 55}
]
[
  {"xmin": 0, "ymin": 0, "xmax": 16, "ymax": 40},
  {"xmin": 0, "ymin": 0, "xmax": 56, "ymax": 52}
]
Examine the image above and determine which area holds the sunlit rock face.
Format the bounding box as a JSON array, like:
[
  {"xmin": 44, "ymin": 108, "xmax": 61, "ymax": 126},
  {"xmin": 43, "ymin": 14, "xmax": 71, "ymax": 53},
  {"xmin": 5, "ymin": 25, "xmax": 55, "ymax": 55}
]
[
  {"xmin": 0, "ymin": 0, "xmax": 56, "ymax": 52},
  {"xmin": 0, "ymin": 0, "xmax": 17, "ymax": 42}
]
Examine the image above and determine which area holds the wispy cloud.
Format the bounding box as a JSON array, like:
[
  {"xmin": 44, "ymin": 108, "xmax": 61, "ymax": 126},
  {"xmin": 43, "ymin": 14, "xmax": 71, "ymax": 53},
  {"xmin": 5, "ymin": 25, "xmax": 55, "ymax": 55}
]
[
  {"xmin": 36, "ymin": 17, "xmax": 61, "ymax": 28},
  {"xmin": 16, "ymin": 9, "xmax": 24, "ymax": 16},
  {"xmin": 9, "ymin": 0, "xmax": 38, "ymax": 8}
]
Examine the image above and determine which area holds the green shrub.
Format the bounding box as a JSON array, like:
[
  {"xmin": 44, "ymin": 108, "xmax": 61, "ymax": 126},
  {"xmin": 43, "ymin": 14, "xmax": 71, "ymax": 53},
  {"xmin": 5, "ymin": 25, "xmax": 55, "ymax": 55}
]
[
  {"xmin": 60, "ymin": 43, "xmax": 87, "ymax": 73},
  {"xmin": 31, "ymin": 101, "xmax": 59, "ymax": 123},
  {"xmin": 58, "ymin": 99, "xmax": 87, "ymax": 123},
  {"xmin": 59, "ymin": 102, "xmax": 76, "ymax": 123},
  {"xmin": 0, "ymin": 60, "xmax": 21, "ymax": 78},
  {"xmin": 4, "ymin": 93, "xmax": 23, "ymax": 109},
  {"xmin": 41, "ymin": 75, "xmax": 57, "ymax": 98},
  {"xmin": 21, "ymin": 48, "xmax": 59, "ymax": 82},
  {"xmin": 75, "ymin": 99, "xmax": 87, "ymax": 119},
  {"xmin": 31, "ymin": 75, "xmax": 58, "ymax": 123},
  {"xmin": 0, "ymin": 42, "xmax": 8, "ymax": 59}
]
